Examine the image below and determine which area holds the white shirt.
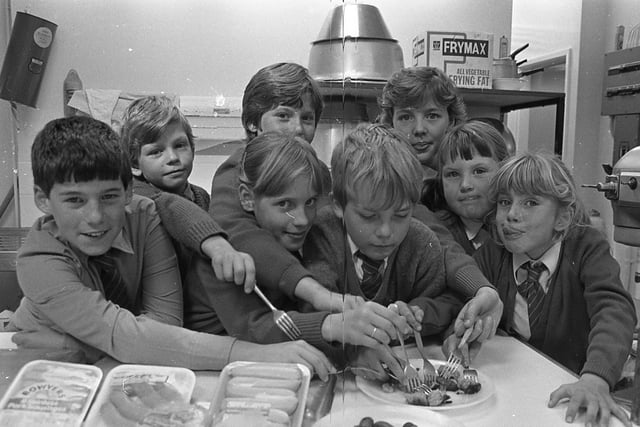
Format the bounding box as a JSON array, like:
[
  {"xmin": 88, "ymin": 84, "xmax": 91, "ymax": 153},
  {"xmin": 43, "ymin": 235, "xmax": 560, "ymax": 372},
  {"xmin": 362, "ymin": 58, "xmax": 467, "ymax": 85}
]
[{"xmin": 511, "ymin": 241, "xmax": 561, "ymax": 340}]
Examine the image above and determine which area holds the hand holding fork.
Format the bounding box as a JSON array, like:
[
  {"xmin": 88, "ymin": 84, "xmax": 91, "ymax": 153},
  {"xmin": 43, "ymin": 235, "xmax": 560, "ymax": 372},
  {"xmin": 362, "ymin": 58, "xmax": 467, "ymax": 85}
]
[{"xmin": 254, "ymin": 285, "xmax": 301, "ymax": 341}]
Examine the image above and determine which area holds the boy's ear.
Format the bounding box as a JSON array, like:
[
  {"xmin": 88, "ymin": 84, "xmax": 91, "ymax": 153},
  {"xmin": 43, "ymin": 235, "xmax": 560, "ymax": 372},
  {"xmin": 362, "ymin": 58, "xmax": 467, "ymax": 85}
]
[
  {"xmin": 131, "ymin": 167, "xmax": 143, "ymax": 177},
  {"xmin": 33, "ymin": 185, "xmax": 51, "ymax": 214},
  {"xmin": 238, "ymin": 183, "xmax": 255, "ymax": 212},
  {"xmin": 247, "ymin": 122, "xmax": 258, "ymax": 133}
]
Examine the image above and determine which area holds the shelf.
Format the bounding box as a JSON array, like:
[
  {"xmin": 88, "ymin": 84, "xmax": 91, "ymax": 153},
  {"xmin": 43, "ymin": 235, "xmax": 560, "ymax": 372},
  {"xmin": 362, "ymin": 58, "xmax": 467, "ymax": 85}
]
[{"xmin": 317, "ymin": 79, "xmax": 564, "ymax": 112}]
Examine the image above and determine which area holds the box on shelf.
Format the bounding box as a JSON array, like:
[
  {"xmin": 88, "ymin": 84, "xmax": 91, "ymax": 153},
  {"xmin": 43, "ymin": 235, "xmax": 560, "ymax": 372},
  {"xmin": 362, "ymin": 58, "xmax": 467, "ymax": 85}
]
[{"xmin": 412, "ymin": 30, "xmax": 494, "ymax": 89}]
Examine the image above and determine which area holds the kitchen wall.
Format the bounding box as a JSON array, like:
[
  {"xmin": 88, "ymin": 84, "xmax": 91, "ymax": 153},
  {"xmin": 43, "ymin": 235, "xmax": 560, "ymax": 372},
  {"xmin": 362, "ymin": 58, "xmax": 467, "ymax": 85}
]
[{"xmin": 0, "ymin": 0, "xmax": 512, "ymax": 226}]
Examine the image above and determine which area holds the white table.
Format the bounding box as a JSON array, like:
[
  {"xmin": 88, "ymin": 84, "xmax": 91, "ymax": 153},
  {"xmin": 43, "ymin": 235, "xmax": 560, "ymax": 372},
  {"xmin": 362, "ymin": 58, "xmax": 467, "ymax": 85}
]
[{"xmin": 0, "ymin": 333, "xmax": 629, "ymax": 426}]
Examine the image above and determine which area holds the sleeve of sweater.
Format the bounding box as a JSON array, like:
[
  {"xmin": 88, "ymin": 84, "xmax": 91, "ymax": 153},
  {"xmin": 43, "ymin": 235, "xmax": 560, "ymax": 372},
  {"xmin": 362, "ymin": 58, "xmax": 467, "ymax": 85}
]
[
  {"xmin": 575, "ymin": 228, "xmax": 637, "ymax": 388},
  {"xmin": 413, "ymin": 204, "xmax": 494, "ymax": 299},
  {"xmin": 133, "ymin": 180, "xmax": 226, "ymax": 256},
  {"xmin": 209, "ymin": 149, "xmax": 312, "ymax": 298}
]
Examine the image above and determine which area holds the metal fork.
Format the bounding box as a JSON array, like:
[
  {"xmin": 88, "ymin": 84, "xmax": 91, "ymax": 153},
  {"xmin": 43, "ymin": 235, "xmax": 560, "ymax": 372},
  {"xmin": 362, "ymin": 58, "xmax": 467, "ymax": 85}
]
[
  {"xmin": 254, "ymin": 285, "xmax": 301, "ymax": 341},
  {"xmin": 463, "ymin": 367, "xmax": 479, "ymax": 384},
  {"xmin": 413, "ymin": 330, "xmax": 437, "ymax": 384},
  {"xmin": 440, "ymin": 353, "xmax": 462, "ymax": 378},
  {"xmin": 396, "ymin": 328, "xmax": 421, "ymax": 392}
]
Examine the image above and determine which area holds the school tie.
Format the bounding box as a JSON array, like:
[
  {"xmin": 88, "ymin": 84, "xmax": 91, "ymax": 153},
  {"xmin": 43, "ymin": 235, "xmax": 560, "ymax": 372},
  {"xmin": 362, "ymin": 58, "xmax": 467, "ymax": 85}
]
[
  {"xmin": 518, "ymin": 261, "xmax": 547, "ymax": 333},
  {"xmin": 356, "ymin": 251, "xmax": 384, "ymax": 300},
  {"xmin": 91, "ymin": 251, "xmax": 132, "ymax": 310}
]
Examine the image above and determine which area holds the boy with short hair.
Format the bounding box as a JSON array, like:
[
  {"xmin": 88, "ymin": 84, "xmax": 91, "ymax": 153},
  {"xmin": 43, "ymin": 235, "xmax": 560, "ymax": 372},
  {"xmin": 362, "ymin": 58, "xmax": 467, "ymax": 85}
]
[
  {"xmin": 120, "ymin": 95, "xmax": 254, "ymax": 331},
  {"xmin": 120, "ymin": 95, "xmax": 255, "ymax": 292},
  {"xmin": 8, "ymin": 116, "xmax": 334, "ymax": 377},
  {"xmin": 303, "ymin": 123, "xmax": 464, "ymax": 375}
]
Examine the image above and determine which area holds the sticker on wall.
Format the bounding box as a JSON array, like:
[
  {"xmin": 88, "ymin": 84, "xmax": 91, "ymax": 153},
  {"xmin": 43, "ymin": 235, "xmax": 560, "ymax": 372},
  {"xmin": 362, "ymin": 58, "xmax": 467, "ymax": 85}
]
[{"xmin": 33, "ymin": 27, "xmax": 54, "ymax": 49}]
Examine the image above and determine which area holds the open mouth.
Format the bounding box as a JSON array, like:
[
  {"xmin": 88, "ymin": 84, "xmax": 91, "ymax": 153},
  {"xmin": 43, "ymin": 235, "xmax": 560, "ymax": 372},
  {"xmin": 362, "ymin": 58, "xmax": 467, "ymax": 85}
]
[{"xmin": 83, "ymin": 230, "xmax": 108, "ymax": 239}]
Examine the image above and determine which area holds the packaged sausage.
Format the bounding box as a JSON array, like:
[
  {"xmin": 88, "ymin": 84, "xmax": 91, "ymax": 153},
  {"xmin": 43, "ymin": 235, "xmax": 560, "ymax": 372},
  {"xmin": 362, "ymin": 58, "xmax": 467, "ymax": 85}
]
[
  {"xmin": 210, "ymin": 362, "xmax": 311, "ymax": 427},
  {"xmin": 0, "ymin": 360, "xmax": 102, "ymax": 427},
  {"xmin": 84, "ymin": 364, "xmax": 206, "ymax": 427}
]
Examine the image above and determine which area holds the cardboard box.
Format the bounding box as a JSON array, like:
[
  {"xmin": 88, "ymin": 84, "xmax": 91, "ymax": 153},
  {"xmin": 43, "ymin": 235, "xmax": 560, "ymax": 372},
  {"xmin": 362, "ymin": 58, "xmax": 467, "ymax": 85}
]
[{"xmin": 412, "ymin": 31, "xmax": 494, "ymax": 89}]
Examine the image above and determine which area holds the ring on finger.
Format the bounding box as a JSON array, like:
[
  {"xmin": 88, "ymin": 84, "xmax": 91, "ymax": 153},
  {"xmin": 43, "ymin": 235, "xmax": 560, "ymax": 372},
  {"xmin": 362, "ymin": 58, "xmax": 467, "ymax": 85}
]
[{"xmin": 370, "ymin": 326, "xmax": 378, "ymax": 338}]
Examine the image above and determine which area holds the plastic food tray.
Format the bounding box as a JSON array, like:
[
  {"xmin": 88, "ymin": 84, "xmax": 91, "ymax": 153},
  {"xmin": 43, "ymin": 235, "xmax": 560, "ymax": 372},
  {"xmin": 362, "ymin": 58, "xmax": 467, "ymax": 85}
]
[
  {"xmin": 210, "ymin": 361, "xmax": 311, "ymax": 427},
  {"xmin": 0, "ymin": 360, "xmax": 102, "ymax": 427},
  {"xmin": 84, "ymin": 364, "xmax": 197, "ymax": 426}
]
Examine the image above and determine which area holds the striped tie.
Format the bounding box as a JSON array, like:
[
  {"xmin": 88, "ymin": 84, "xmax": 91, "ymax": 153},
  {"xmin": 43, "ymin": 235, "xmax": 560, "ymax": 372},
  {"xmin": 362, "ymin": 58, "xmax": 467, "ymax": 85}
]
[
  {"xmin": 91, "ymin": 252, "xmax": 132, "ymax": 310},
  {"xmin": 356, "ymin": 251, "xmax": 384, "ymax": 300},
  {"xmin": 518, "ymin": 261, "xmax": 547, "ymax": 333}
]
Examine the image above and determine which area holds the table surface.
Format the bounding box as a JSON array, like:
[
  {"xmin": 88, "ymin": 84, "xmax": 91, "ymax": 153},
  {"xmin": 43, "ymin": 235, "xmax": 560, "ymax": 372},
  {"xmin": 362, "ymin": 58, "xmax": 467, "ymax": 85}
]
[{"xmin": 0, "ymin": 333, "xmax": 629, "ymax": 427}]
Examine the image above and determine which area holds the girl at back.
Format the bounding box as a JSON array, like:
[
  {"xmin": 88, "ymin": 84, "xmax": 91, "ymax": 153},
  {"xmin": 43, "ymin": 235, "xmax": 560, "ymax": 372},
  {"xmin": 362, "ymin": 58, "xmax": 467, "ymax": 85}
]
[
  {"xmin": 473, "ymin": 152, "xmax": 636, "ymax": 427},
  {"xmin": 424, "ymin": 120, "xmax": 510, "ymax": 254}
]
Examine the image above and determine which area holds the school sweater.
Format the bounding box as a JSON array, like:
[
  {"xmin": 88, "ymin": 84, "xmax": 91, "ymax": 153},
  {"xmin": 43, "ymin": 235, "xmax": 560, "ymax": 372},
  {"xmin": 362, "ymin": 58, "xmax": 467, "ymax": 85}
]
[
  {"xmin": 209, "ymin": 143, "xmax": 332, "ymax": 298},
  {"xmin": 132, "ymin": 178, "xmax": 227, "ymax": 333},
  {"xmin": 473, "ymin": 226, "xmax": 637, "ymax": 388},
  {"xmin": 303, "ymin": 206, "xmax": 463, "ymax": 335}
]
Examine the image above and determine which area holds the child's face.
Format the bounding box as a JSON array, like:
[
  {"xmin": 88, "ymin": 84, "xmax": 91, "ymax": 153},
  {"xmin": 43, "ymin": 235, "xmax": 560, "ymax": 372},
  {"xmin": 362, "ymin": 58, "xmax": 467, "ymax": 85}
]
[
  {"xmin": 136, "ymin": 121, "xmax": 194, "ymax": 194},
  {"xmin": 246, "ymin": 176, "xmax": 318, "ymax": 252},
  {"xmin": 334, "ymin": 183, "xmax": 414, "ymax": 261},
  {"xmin": 392, "ymin": 100, "xmax": 450, "ymax": 169},
  {"xmin": 495, "ymin": 191, "xmax": 570, "ymax": 259},
  {"xmin": 256, "ymin": 93, "xmax": 316, "ymax": 143},
  {"xmin": 442, "ymin": 152, "xmax": 499, "ymax": 224},
  {"xmin": 34, "ymin": 179, "xmax": 131, "ymax": 257}
]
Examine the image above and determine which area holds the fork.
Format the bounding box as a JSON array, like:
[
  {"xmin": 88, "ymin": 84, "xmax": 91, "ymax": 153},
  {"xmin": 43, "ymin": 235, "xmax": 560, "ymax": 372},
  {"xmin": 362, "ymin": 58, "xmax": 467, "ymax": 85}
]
[
  {"xmin": 463, "ymin": 367, "xmax": 479, "ymax": 384},
  {"xmin": 395, "ymin": 328, "xmax": 421, "ymax": 392},
  {"xmin": 254, "ymin": 285, "xmax": 301, "ymax": 341},
  {"xmin": 413, "ymin": 330, "xmax": 437, "ymax": 384},
  {"xmin": 440, "ymin": 353, "xmax": 462, "ymax": 378}
]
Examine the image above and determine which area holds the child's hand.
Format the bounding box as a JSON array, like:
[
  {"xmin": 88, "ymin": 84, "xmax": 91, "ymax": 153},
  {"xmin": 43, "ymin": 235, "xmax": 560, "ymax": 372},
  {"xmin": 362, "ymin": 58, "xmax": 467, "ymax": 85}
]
[
  {"xmin": 453, "ymin": 287, "xmax": 503, "ymax": 343},
  {"xmin": 321, "ymin": 301, "xmax": 410, "ymax": 348},
  {"xmin": 232, "ymin": 340, "xmax": 335, "ymax": 382},
  {"xmin": 548, "ymin": 373, "xmax": 631, "ymax": 427},
  {"xmin": 201, "ymin": 236, "xmax": 256, "ymax": 293},
  {"xmin": 388, "ymin": 302, "xmax": 423, "ymax": 333},
  {"xmin": 441, "ymin": 332, "xmax": 482, "ymax": 368}
]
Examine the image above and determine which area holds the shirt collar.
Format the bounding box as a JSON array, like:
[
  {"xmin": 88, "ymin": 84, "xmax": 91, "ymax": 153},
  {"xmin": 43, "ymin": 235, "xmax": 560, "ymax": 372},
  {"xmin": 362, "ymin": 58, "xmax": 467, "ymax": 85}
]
[
  {"xmin": 347, "ymin": 235, "xmax": 388, "ymax": 267},
  {"xmin": 512, "ymin": 240, "xmax": 562, "ymax": 276}
]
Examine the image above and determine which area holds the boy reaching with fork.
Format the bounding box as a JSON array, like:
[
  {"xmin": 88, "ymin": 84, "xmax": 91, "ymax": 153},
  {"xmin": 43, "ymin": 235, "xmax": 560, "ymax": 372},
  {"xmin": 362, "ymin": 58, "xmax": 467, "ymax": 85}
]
[{"xmin": 302, "ymin": 123, "xmax": 465, "ymax": 380}]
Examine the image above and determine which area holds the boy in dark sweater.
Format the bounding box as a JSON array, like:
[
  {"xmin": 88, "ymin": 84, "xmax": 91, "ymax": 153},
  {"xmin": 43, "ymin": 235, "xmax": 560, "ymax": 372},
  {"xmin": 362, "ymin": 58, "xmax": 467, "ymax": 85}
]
[
  {"xmin": 303, "ymin": 124, "xmax": 464, "ymax": 379},
  {"xmin": 119, "ymin": 95, "xmax": 255, "ymax": 331}
]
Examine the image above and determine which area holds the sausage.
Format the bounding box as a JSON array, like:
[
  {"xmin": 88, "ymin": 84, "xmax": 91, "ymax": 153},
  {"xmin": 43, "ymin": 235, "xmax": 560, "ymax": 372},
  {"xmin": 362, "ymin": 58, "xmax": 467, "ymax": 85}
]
[
  {"xmin": 125, "ymin": 382, "xmax": 167, "ymax": 409},
  {"xmin": 358, "ymin": 416, "xmax": 374, "ymax": 427},
  {"xmin": 227, "ymin": 364, "xmax": 302, "ymax": 381},
  {"xmin": 227, "ymin": 375, "xmax": 301, "ymax": 391},
  {"xmin": 109, "ymin": 389, "xmax": 151, "ymax": 423}
]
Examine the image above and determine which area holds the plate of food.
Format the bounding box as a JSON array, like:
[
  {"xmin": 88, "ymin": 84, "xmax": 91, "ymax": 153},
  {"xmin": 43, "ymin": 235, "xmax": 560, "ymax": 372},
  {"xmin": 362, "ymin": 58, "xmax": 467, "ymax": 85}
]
[
  {"xmin": 355, "ymin": 359, "xmax": 495, "ymax": 410},
  {"xmin": 314, "ymin": 404, "xmax": 464, "ymax": 427}
]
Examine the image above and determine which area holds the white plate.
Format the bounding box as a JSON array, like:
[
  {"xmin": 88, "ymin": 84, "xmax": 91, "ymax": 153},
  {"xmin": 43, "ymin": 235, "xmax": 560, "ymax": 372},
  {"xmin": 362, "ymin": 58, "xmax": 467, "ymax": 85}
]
[
  {"xmin": 356, "ymin": 359, "xmax": 495, "ymax": 411},
  {"xmin": 314, "ymin": 404, "xmax": 464, "ymax": 427}
]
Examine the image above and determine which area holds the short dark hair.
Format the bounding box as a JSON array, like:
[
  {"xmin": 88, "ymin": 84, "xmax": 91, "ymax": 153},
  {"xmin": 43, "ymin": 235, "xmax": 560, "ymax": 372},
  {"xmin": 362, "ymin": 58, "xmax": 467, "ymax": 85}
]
[
  {"xmin": 32, "ymin": 116, "xmax": 132, "ymax": 196},
  {"xmin": 120, "ymin": 95, "xmax": 194, "ymax": 169},
  {"xmin": 241, "ymin": 62, "xmax": 324, "ymax": 140},
  {"xmin": 378, "ymin": 66, "xmax": 466, "ymax": 126}
]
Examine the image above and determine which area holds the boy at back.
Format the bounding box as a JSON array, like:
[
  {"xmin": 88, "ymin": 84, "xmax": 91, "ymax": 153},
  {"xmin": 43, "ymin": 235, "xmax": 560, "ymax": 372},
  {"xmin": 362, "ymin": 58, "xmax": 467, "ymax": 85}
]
[
  {"xmin": 120, "ymin": 95, "xmax": 254, "ymax": 331},
  {"xmin": 120, "ymin": 95, "xmax": 254, "ymax": 292},
  {"xmin": 8, "ymin": 116, "xmax": 334, "ymax": 377},
  {"xmin": 303, "ymin": 124, "xmax": 464, "ymax": 376}
]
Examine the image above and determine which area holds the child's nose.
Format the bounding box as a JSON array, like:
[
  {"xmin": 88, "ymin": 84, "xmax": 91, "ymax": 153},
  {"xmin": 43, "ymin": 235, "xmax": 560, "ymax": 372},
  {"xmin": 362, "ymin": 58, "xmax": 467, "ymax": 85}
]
[
  {"xmin": 166, "ymin": 148, "xmax": 180, "ymax": 162},
  {"xmin": 375, "ymin": 220, "xmax": 392, "ymax": 238},
  {"xmin": 507, "ymin": 204, "xmax": 522, "ymax": 220},
  {"xmin": 84, "ymin": 201, "xmax": 104, "ymax": 224},
  {"xmin": 413, "ymin": 117, "xmax": 426, "ymax": 136}
]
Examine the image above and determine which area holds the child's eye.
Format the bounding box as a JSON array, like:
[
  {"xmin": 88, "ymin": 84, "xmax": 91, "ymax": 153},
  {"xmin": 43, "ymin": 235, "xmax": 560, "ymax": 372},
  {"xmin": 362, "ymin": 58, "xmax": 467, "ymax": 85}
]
[
  {"xmin": 359, "ymin": 212, "xmax": 376, "ymax": 220},
  {"xmin": 305, "ymin": 197, "xmax": 317, "ymax": 207},
  {"xmin": 443, "ymin": 170, "xmax": 459, "ymax": 179},
  {"xmin": 64, "ymin": 197, "xmax": 83, "ymax": 205},
  {"xmin": 524, "ymin": 199, "xmax": 539, "ymax": 207},
  {"xmin": 497, "ymin": 198, "xmax": 511, "ymax": 207},
  {"xmin": 102, "ymin": 193, "xmax": 121, "ymax": 202},
  {"xmin": 425, "ymin": 113, "xmax": 441, "ymax": 120},
  {"xmin": 301, "ymin": 114, "xmax": 315, "ymax": 124},
  {"xmin": 473, "ymin": 168, "xmax": 489, "ymax": 176},
  {"xmin": 276, "ymin": 112, "xmax": 290, "ymax": 120},
  {"xmin": 397, "ymin": 113, "xmax": 413, "ymax": 122},
  {"xmin": 277, "ymin": 200, "xmax": 292, "ymax": 210},
  {"xmin": 145, "ymin": 148, "xmax": 162, "ymax": 156}
]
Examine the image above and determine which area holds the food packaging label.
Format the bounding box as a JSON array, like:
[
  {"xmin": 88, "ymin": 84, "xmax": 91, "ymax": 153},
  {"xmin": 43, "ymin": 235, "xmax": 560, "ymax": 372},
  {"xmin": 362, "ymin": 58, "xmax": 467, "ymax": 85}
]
[
  {"xmin": 412, "ymin": 30, "xmax": 494, "ymax": 89},
  {"xmin": 0, "ymin": 360, "xmax": 102, "ymax": 427}
]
